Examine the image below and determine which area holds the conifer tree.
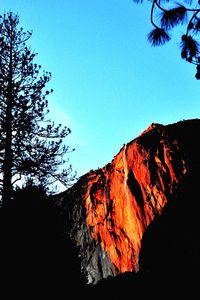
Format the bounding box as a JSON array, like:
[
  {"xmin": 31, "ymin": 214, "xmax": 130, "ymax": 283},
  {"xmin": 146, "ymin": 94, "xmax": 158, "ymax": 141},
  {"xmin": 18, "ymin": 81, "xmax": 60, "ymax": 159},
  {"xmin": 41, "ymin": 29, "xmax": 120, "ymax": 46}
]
[
  {"xmin": 0, "ymin": 12, "xmax": 76, "ymax": 208},
  {"xmin": 132, "ymin": 0, "xmax": 200, "ymax": 79}
]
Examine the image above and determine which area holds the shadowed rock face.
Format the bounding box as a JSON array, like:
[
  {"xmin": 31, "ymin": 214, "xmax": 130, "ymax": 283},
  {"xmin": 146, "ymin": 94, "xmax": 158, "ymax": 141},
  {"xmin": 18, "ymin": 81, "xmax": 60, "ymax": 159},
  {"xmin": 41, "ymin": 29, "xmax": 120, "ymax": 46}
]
[{"xmin": 58, "ymin": 119, "xmax": 200, "ymax": 284}]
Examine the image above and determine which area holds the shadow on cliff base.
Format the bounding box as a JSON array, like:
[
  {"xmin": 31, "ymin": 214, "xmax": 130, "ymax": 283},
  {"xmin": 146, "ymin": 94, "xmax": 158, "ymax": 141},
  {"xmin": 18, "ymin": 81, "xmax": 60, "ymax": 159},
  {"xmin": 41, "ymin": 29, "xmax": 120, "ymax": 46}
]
[{"xmin": 138, "ymin": 166, "xmax": 200, "ymax": 293}]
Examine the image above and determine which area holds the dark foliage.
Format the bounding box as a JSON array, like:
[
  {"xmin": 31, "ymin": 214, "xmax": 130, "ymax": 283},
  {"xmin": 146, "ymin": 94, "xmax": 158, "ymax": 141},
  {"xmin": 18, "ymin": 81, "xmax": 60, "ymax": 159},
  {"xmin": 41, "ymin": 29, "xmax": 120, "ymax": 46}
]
[
  {"xmin": 0, "ymin": 12, "xmax": 76, "ymax": 208},
  {"xmin": 0, "ymin": 185, "xmax": 86, "ymax": 297},
  {"xmin": 132, "ymin": 0, "xmax": 200, "ymax": 79},
  {"xmin": 147, "ymin": 27, "xmax": 171, "ymax": 46},
  {"xmin": 160, "ymin": 5, "xmax": 187, "ymax": 30},
  {"xmin": 181, "ymin": 34, "xmax": 199, "ymax": 62}
]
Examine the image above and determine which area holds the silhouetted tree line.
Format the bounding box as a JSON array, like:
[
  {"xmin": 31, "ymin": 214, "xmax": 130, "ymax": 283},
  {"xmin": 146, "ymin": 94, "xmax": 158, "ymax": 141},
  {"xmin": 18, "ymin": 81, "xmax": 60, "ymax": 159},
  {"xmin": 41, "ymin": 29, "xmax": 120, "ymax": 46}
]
[{"xmin": 0, "ymin": 183, "xmax": 87, "ymax": 297}]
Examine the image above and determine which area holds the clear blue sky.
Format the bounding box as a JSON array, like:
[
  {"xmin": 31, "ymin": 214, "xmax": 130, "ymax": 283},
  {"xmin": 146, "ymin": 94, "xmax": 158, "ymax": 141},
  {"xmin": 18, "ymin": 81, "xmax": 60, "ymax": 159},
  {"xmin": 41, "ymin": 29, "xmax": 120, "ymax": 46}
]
[{"xmin": 1, "ymin": 0, "xmax": 200, "ymax": 185}]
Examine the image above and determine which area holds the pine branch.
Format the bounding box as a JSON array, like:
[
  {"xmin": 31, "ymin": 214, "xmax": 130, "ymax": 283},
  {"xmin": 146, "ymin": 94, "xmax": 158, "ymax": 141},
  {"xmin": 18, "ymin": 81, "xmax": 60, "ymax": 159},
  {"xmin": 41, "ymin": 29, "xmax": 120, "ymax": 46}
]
[
  {"xmin": 148, "ymin": 27, "xmax": 171, "ymax": 46},
  {"xmin": 160, "ymin": 5, "xmax": 188, "ymax": 30},
  {"xmin": 180, "ymin": 34, "xmax": 199, "ymax": 62}
]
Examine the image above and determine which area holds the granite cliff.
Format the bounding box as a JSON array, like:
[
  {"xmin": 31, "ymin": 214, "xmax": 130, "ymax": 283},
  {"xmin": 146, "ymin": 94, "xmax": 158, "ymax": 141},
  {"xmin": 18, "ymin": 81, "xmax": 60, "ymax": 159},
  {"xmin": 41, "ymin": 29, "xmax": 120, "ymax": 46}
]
[{"xmin": 57, "ymin": 119, "xmax": 200, "ymax": 285}]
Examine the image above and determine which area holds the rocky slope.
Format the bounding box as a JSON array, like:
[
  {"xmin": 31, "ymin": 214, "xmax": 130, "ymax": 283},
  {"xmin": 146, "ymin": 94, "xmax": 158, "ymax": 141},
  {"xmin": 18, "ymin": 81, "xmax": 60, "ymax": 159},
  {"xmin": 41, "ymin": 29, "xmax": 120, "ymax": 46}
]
[{"xmin": 57, "ymin": 119, "xmax": 200, "ymax": 285}]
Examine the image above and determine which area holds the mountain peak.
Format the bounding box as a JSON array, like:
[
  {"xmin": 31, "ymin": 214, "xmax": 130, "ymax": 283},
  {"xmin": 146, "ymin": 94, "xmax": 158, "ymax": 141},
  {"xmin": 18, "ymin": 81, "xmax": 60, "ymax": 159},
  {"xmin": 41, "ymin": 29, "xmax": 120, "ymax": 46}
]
[{"xmin": 59, "ymin": 118, "xmax": 200, "ymax": 284}]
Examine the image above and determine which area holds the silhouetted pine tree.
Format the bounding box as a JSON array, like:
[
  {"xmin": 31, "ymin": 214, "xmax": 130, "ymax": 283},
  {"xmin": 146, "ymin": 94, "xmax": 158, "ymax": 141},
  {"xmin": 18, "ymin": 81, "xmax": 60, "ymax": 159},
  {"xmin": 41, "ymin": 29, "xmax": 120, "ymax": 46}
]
[
  {"xmin": 0, "ymin": 12, "xmax": 76, "ymax": 208},
  {"xmin": 132, "ymin": 0, "xmax": 200, "ymax": 79}
]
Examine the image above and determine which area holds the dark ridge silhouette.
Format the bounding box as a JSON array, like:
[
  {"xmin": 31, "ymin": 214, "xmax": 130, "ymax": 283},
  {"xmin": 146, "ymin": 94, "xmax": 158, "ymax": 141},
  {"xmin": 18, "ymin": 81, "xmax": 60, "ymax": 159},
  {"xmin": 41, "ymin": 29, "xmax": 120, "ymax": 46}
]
[{"xmin": 138, "ymin": 165, "xmax": 200, "ymax": 295}]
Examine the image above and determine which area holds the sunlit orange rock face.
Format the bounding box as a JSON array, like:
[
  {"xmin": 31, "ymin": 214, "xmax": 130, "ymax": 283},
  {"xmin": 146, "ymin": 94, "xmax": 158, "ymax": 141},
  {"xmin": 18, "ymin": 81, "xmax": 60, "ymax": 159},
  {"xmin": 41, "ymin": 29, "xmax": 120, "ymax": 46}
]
[{"xmin": 62, "ymin": 120, "xmax": 198, "ymax": 284}]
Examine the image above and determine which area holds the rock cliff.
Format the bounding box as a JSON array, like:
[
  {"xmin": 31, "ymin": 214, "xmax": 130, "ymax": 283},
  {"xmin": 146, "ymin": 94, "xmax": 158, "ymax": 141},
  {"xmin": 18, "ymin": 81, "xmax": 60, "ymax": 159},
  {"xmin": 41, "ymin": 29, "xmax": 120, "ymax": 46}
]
[{"xmin": 57, "ymin": 119, "xmax": 200, "ymax": 284}]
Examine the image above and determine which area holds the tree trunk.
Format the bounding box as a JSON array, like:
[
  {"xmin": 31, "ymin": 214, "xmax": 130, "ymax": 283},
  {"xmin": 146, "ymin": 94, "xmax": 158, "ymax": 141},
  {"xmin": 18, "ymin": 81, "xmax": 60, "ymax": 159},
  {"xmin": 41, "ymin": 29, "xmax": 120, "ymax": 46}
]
[
  {"xmin": 1, "ymin": 43, "xmax": 13, "ymax": 209},
  {"xmin": 2, "ymin": 99, "xmax": 13, "ymax": 208}
]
